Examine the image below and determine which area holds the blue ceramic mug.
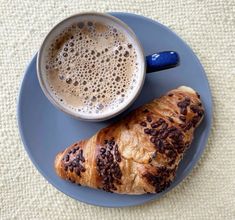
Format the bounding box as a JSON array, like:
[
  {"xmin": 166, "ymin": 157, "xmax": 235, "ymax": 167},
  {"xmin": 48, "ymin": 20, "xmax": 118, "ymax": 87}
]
[{"xmin": 37, "ymin": 12, "xmax": 179, "ymax": 121}]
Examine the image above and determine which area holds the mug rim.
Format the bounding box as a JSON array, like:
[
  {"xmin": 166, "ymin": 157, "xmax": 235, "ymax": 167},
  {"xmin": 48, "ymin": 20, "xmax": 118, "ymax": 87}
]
[{"xmin": 37, "ymin": 12, "xmax": 146, "ymax": 121}]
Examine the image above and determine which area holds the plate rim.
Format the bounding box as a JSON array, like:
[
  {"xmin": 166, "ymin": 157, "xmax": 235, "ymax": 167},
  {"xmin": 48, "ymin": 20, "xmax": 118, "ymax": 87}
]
[{"xmin": 17, "ymin": 12, "xmax": 213, "ymax": 208}]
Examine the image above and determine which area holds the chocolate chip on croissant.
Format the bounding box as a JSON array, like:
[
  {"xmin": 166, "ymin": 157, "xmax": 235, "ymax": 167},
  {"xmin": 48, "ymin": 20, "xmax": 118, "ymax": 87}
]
[{"xmin": 54, "ymin": 86, "xmax": 204, "ymax": 194}]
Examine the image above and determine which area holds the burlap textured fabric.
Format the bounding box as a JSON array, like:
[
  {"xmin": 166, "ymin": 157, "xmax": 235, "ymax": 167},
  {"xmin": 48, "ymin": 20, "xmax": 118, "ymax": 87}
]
[{"xmin": 0, "ymin": 0, "xmax": 234, "ymax": 219}]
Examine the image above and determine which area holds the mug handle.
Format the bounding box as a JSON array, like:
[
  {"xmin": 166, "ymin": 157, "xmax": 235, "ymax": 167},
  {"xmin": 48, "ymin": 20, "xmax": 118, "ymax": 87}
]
[{"xmin": 146, "ymin": 51, "xmax": 180, "ymax": 73}]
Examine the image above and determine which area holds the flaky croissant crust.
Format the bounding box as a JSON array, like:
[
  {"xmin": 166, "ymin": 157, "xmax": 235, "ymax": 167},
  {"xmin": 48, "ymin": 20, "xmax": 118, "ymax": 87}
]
[{"xmin": 55, "ymin": 86, "xmax": 204, "ymax": 194}]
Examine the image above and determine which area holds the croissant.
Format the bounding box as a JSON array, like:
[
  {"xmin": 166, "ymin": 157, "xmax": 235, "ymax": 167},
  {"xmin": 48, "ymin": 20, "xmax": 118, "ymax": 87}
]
[{"xmin": 54, "ymin": 86, "xmax": 204, "ymax": 194}]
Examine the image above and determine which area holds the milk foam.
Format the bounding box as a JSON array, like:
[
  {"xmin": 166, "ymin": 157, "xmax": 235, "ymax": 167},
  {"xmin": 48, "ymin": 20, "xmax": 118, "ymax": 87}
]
[{"xmin": 45, "ymin": 20, "xmax": 141, "ymax": 116}]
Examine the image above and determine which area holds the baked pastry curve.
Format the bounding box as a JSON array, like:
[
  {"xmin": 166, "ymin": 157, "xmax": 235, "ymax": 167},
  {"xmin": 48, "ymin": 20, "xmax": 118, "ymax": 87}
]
[{"xmin": 55, "ymin": 86, "xmax": 204, "ymax": 194}]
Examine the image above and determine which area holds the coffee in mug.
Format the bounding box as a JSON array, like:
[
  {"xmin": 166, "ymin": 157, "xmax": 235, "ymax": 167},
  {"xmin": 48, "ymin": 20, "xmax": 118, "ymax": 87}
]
[{"xmin": 37, "ymin": 13, "xmax": 179, "ymax": 121}]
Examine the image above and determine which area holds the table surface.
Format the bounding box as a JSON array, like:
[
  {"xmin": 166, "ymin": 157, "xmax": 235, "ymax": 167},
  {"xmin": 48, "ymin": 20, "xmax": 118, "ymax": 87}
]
[{"xmin": 1, "ymin": 0, "xmax": 235, "ymax": 219}]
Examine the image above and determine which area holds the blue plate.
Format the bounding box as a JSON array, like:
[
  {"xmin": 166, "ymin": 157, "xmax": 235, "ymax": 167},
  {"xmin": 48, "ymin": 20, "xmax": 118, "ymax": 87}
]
[{"xmin": 17, "ymin": 12, "xmax": 212, "ymax": 207}]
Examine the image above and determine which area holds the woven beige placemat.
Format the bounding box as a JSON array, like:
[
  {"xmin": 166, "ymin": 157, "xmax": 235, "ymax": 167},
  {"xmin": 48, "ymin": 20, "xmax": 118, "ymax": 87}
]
[{"xmin": 1, "ymin": 0, "xmax": 235, "ymax": 219}]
